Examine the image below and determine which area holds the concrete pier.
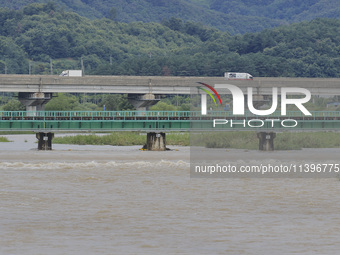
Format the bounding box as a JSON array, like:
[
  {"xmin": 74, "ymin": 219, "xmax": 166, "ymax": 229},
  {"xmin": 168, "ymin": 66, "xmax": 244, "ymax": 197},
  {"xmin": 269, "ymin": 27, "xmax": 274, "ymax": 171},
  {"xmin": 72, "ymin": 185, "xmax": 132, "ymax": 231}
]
[
  {"xmin": 128, "ymin": 93, "xmax": 160, "ymax": 111},
  {"xmin": 18, "ymin": 92, "xmax": 52, "ymax": 112},
  {"xmin": 257, "ymin": 132, "xmax": 276, "ymax": 151},
  {"xmin": 36, "ymin": 132, "xmax": 54, "ymax": 150},
  {"xmin": 146, "ymin": 132, "xmax": 166, "ymax": 151}
]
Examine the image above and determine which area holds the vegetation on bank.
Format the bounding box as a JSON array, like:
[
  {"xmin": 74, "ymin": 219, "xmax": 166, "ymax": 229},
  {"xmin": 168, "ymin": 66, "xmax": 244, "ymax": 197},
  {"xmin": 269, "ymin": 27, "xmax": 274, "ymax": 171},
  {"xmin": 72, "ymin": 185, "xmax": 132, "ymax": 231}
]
[
  {"xmin": 191, "ymin": 132, "xmax": 340, "ymax": 150},
  {"xmin": 0, "ymin": 131, "xmax": 34, "ymax": 135},
  {"xmin": 53, "ymin": 131, "xmax": 340, "ymax": 150},
  {"xmin": 0, "ymin": 136, "xmax": 10, "ymax": 142},
  {"xmin": 53, "ymin": 132, "xmax": 190, "ymax": 146},
  {"xmin": 0, "ymin": 93, "xmax": 136, "ymax": 112},
  {"xmin": 3, "ymin": 92, "xmax": 340, "ymax": 113}
]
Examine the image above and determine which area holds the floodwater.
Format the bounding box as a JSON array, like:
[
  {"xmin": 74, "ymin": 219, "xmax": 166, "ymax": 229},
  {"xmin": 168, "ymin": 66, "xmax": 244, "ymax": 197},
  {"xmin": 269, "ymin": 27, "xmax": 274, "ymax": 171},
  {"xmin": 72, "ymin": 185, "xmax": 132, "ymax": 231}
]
[{"xmin": 1, "ymin": 134, "xmax": 340, "ymax": 254}]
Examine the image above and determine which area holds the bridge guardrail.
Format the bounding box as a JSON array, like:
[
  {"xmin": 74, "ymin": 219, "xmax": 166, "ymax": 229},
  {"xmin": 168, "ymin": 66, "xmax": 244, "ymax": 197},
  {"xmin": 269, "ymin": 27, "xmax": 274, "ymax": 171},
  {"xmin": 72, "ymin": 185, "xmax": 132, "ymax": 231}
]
[{"xmin": 1, "ymin": 110, "xmax": 340, "ymax": 119}]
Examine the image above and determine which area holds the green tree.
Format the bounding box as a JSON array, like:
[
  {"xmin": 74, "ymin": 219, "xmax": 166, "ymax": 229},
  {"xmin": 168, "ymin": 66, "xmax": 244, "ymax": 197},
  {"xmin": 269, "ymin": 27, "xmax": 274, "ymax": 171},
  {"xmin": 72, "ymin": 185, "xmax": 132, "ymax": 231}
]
[
  {"xmin": 45, "ymin": 93, "xmax": 81, "ymax": 111},
  {"xmin": 2, "ymin": 99, "xmax": 25, "ymax": 111},
  {"xmin": 100, "ymin": 94, "xmax": 134, "ymax": 111},
  {"xmin": 149, "ymin": 101, "xmax": 177, "ymax": 111},
  {"xmin": 109, "ymin": 7, "xmax": 117, "ymax": 21}
]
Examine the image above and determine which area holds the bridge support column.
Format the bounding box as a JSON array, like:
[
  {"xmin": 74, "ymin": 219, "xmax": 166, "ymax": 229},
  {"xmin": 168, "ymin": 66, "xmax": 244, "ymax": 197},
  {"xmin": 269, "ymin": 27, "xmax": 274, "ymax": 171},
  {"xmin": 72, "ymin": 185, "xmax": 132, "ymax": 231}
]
[
  {"xmin": 245, "ymin": 94, "xmax": 270, "ymax": 110},
  {"xmin": 128, "ymin": 94, "xmax": 160, "ymax": 111},
  {"xmin": 257, "ymin": 132, "xmax": 276, "ymax": 151},
  {"xmin": 36, "ymin": 132, "xmax": 54, "ymax": 150},
  {"xmin": 146, "ymin": 132, "xmax": 166, "ymax": 151},
  {"xmin": 18, "ymin": 92, "xmax": 52, "ymax": 113}
]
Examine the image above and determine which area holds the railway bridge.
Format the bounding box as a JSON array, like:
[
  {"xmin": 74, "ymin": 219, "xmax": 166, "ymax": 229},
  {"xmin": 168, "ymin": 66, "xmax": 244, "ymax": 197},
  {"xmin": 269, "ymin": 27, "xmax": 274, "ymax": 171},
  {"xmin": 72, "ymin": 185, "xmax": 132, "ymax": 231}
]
[{"xmin": 1, "ymin": 110, "xmax": 340, "ymax": 151}]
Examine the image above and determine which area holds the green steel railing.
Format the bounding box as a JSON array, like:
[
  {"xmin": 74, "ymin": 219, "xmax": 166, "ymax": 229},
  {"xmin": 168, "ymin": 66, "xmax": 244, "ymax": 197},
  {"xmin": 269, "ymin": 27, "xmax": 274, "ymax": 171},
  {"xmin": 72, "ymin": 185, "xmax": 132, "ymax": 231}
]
[
  {"xmin": 0, "ymin": 111, "xmax": 191, "ymax": 118},
  {"xmin": 1, "ymin": 110, "xmax": 340, "ymax": 119},
  {"xmin": 1, "ymin": 111, "xmax": 340, "ymax": 131}
]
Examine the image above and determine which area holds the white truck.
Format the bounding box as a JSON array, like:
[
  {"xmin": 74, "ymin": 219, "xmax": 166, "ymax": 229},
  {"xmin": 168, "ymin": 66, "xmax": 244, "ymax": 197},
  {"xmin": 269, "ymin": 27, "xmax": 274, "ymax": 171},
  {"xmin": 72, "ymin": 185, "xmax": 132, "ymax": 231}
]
[
  {"xmin": 224, "ymin": 72, "xmax": 253, "ymax": 80},
  {"xmin": 59, "ymin": 70, "xmax": 82, "ymax": 77}
]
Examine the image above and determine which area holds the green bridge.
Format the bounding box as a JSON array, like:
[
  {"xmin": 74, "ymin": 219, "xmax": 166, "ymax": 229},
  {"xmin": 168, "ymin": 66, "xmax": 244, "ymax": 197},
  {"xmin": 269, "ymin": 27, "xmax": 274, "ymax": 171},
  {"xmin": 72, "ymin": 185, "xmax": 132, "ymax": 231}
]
[
  {"xmin": 1, "ymin": 110, "xmax": 340, "ymax": 151},
  {"xmin": 1, "ymin": 110, "xmax": 340, "ymax": 131}
]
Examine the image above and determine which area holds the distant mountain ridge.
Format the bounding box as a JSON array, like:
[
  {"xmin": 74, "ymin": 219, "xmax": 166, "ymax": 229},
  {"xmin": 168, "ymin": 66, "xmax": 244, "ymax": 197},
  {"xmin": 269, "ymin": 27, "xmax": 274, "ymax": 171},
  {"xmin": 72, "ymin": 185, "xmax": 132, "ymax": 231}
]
[
  {"xmin": 1, "ymin": 0, "xmax": 339, "ymax": 34},
  {"xmin": 0, "ymin": 3, "xmax": 339, "ymax": 78}
]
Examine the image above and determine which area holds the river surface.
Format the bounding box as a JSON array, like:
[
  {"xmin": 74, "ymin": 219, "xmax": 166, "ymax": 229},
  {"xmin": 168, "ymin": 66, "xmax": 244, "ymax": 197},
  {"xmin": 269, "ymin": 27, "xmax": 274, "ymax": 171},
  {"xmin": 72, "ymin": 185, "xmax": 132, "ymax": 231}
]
[{"xmin": 1, "ymin": 134, "xmax": 340, "ymax": 254}]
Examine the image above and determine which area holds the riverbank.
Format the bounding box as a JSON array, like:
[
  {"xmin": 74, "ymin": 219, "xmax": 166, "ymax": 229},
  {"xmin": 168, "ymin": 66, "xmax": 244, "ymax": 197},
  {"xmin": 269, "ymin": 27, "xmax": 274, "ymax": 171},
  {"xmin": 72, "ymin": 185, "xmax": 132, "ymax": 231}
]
[
  {"xmin": 2, "ymin": 131, "xmax": 340, "ymax": 150},
  {"xmin": 53, "ymin": 132, "xmax": 190, "ymax": 146},
  {"xmin": 0, "ymin": 137, "xmax": 10, "ymax": 142},
  {"xmin": 51, "ymin": 131, "xmax": 340, "ymax": 150}
]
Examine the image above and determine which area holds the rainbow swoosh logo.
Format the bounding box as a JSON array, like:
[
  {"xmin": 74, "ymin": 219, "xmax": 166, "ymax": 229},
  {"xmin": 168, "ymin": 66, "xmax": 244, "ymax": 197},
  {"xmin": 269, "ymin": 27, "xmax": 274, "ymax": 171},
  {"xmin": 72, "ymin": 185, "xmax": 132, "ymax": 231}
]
[{"xmin": 197, "ymin": 82, "xmax": 223, "ymax": 106}]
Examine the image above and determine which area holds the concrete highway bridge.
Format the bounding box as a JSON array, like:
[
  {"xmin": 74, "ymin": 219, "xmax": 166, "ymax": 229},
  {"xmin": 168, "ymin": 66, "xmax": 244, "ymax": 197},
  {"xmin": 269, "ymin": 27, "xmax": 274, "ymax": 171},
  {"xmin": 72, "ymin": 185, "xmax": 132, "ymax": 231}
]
[
  {"xmin": 0, "ymin": 74, "xmax": 339, "ymax": 113},
  {"xmin": 0, "ymin": 74, "xmax": 339, "ymax": 94},
  {"xmin": 0, "ymin": 75, "xmax": 339, "ymax": 110}
]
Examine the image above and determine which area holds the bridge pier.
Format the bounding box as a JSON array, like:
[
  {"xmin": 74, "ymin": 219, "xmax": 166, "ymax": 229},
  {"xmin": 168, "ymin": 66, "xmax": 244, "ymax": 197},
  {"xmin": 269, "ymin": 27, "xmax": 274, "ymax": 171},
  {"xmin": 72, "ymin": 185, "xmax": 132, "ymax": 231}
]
[
  {"xmin": 257, "ymin": 132, "xmax": 276, "ymax": 151},
  {"xmin": 18, "ymin": 92, "xmax": 52, "ymax": 113},
  {"xmin": 245, "ymin": 94, "xmax": 271, "ymax": 110},
  {"xmin": 128, "ymin": 94, "xmax": 160, "ymax": 111},
  {"xmin": 36, "ymin": 132, "xmax": 54, "ymax": 150},
  {"xmin": 145, "ymin": 132, "xmax": 166, "ymax": 151}
]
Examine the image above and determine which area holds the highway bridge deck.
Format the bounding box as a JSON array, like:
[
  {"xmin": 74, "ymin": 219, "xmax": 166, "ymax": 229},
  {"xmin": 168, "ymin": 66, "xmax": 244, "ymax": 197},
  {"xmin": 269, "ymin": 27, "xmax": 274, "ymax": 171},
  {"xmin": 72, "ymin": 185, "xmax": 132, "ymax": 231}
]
[{"xmin": 0, "ymin": 75, "xmax": 339, "ymax": 95}]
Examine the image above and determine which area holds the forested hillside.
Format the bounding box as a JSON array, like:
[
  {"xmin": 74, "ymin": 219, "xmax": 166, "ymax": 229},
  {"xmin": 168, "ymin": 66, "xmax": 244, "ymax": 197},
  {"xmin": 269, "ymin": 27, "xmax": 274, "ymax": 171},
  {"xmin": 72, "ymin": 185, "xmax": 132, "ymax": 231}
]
[
  {"xmin": 0, "ymin": 3, "xmax": 339, "ymax": 78},
  {"xmin": 1, "ymin": 0, "xmax": 339, "ymax": 34}
]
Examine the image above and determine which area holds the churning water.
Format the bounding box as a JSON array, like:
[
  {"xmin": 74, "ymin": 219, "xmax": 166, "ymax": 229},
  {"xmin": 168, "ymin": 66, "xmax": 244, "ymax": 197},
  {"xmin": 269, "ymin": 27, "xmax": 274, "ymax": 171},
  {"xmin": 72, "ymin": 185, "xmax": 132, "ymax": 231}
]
[{"xmin": 1, "ymin": 135, "xmax": 340, "ymax": 254}]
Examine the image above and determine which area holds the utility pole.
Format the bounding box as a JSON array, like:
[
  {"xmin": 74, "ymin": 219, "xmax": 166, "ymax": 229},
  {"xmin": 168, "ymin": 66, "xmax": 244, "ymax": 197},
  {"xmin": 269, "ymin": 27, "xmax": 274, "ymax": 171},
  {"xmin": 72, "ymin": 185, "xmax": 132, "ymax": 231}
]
[
  {"xmin": 81, "ymin": 56, "xmax": 84, "ymax": 76},
  {"xmin": 110, "ymin": 55, "xmax": 112, "ymax": 65},
  {"xmin": 81, "ymin": 56, "xmax": 85, "ymax": 103},
  {"xmin": 29, "ymin": 61, "xmax": 32, "ymax": 75},
  {"xmin": 4, "ymin": 64, "xmax": 7, "ymax": 74},
  {"xmin": 50, "ymin": 58, "xmax": 53, "ymax": 75}
]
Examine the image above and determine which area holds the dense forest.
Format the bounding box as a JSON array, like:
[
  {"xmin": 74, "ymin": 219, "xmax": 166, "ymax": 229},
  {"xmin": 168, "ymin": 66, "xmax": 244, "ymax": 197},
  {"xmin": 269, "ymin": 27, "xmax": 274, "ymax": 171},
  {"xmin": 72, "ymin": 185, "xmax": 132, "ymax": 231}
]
[
  {"xmin": 0, "ymin": 3, "xmax": 339, "ymax": 78},
  {"xmin": 1, "ymin": 0, "xmax": 339, "ymax": 34},
  {"xmin": 0, "ymin": 3, "xmax": 339, "ymax": 111}
]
